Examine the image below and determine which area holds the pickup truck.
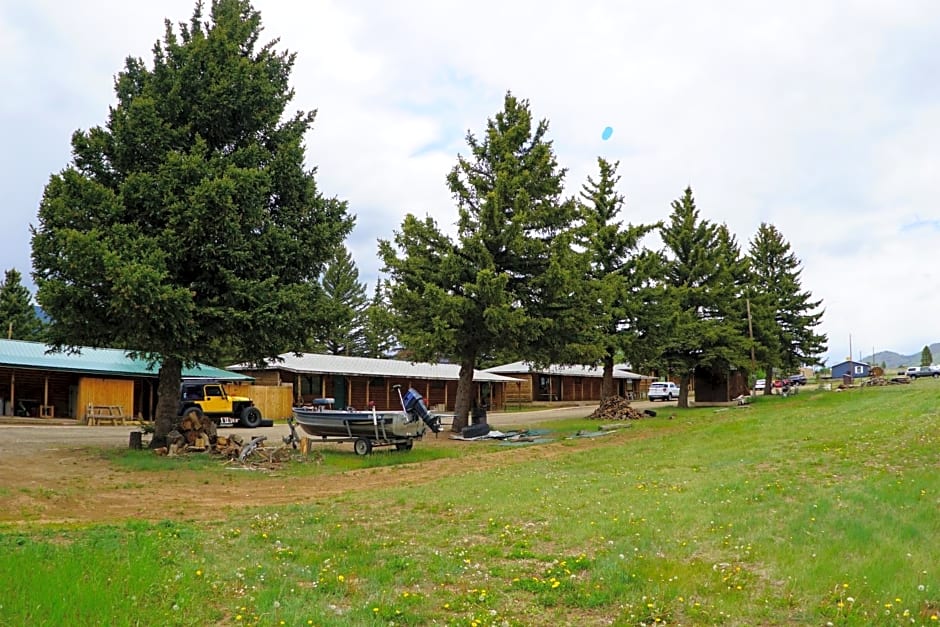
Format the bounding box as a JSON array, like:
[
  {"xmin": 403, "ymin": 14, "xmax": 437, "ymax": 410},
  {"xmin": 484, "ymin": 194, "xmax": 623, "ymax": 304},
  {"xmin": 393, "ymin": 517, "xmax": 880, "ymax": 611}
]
[{"xmin": 905, "ymin": 366, "xmax": 940, "ymax": 379}]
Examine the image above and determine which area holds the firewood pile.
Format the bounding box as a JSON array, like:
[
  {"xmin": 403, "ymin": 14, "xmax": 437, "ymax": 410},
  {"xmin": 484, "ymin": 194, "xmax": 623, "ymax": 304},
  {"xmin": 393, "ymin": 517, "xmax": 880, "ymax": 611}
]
[
  {"xmin": 862, "ymin": 376, "xmax": 911, "ymax": 387},
  {"xmin": 150, "ymin": 414, "xmax": 291, "ymax": 466},
  {"xmin": 587, "ymin": 396, "xmax": 645, "ymax": 421}
]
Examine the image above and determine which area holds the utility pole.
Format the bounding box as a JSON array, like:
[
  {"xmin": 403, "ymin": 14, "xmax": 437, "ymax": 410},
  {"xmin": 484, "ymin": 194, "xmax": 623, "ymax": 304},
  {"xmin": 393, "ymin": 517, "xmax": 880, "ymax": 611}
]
[{"xmin": 745, "ymin": 298, "xmax": 756, "ymax": 371}]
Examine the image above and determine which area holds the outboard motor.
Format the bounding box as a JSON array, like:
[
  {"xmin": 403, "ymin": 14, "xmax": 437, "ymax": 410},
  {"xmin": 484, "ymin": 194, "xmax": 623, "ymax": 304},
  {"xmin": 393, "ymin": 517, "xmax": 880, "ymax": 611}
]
[{"xmin": 402, "ymin": 388, "xmax": 442, "ymax": 433}]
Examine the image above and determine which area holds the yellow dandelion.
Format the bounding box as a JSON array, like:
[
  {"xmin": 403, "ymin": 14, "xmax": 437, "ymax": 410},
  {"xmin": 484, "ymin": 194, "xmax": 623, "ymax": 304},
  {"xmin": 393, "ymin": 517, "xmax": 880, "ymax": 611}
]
[
  {"xmin": 337, "ymin": 575, "xmax": 345, "ymax": 582},
  {"xmin": 196, "ymin": 569, "xmax": 202, "ymax": 577},
  {"xmin": 373, "ymin": 607, "xmax": 379, "ymax": 613}
]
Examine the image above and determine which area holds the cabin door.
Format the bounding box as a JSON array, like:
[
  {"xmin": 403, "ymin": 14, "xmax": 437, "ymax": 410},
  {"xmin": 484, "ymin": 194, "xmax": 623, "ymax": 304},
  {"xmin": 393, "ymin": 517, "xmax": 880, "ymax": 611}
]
[{"xmin": 332, "ymin": 376, "xmax": 347, "ymax": 409}]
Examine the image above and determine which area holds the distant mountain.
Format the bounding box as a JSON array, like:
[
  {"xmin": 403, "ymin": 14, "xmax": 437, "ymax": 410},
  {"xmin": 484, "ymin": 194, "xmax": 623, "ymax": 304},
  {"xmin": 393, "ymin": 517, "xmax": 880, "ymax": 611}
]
[{"xmin": 862, "ymin": 343, "xmax": 940, "ymax": 369}]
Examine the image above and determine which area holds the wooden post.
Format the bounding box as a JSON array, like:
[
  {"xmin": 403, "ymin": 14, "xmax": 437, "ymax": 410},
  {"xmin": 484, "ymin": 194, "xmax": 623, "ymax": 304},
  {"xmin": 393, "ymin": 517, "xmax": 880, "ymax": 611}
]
[{"xmin": 746, "ymin": 297, "xmax": 756, "ymax": 372}]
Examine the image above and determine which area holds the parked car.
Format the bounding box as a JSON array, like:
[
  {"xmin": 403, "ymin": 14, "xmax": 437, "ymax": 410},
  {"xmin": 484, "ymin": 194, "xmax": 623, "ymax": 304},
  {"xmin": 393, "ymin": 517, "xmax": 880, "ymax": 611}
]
[
  {"xmin": 906, "ymin": 366, "xmax": 940, "ymax": 379},
  {"xmin": 648, "ymin": 381, "xmax": 680, "ymax": 401},
  {"xmin": 787, "ymin": 374, "xmax": 807, "ymax": 385},
  {"xmin": 754, "ymin": 378, "xmax": 766, "ymax": 391}
]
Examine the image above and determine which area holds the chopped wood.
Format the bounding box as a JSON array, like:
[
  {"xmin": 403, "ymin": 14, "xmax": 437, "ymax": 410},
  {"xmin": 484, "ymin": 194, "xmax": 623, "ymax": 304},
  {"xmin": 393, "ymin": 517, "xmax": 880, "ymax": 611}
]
[{"xmin": 587, "ymin": 396, "xmax": 645, "ymax": 421}]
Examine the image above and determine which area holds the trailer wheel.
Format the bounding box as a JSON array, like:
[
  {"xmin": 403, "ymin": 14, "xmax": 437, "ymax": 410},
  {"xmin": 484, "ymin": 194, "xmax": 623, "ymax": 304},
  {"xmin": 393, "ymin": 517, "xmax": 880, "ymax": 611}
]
[
  {"xmin": 395, "ymin": 440, "xmax": 414, "ymax": 451},
  {"xmin": 240, "ymin": 407, "xmax": 263, "ymax": 428},
  {"xmin": 354, "ymin": 438, "xmax": 373, "ymax": 456}
]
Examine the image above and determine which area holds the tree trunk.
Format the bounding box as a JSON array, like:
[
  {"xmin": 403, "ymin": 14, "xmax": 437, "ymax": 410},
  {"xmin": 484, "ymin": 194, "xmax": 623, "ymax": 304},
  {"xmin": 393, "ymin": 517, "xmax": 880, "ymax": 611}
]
[
  {"xmin": 677, "ymin": 372, "xmax": 691, "ymax": 408},
  {"xmin": 600, "ymin": 352, "xmax": 615, "ymax": 400},
  {"xmin": 451, "ymin": 357, "xmax": 475, "ymax": 432},
  {"xmin": 150, "ymin": 356, "xmax": 183, "ymax": 449},
  {"xmin": 763, "ymin": 364, "xmax": 774, "ymax": 396}
]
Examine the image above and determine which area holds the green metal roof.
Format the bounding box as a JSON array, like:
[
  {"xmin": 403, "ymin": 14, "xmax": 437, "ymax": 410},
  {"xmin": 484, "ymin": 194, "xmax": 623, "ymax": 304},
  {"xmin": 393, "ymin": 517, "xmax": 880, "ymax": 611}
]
[{"xmin": 0, "ymin": 339, "xmax": 251, "ymax": 381}]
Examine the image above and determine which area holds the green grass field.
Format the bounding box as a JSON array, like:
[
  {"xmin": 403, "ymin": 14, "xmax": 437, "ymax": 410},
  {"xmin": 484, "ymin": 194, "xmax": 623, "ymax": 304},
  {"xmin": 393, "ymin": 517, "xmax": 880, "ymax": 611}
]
[{"xmin": 2, "ymin": 381, "xmax": 939, "ymax": 625}]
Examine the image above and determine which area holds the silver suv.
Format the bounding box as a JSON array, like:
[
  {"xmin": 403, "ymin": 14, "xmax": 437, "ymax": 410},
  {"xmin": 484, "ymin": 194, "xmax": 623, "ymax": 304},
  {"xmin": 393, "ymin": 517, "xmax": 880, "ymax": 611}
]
[
  {"xmin": 906, "ymin": 366, "xmax": 940, "ymax": 379},
  {"xmin": 648, "ymin": 381, "xmax": 680, "ymax": 401}
]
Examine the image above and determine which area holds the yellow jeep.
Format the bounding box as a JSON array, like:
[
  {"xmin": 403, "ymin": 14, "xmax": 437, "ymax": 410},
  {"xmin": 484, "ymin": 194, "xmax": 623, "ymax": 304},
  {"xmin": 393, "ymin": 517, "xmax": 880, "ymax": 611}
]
[{"xmin": 178, "ymin": 380, "xmax": 263, "ymax": 428}]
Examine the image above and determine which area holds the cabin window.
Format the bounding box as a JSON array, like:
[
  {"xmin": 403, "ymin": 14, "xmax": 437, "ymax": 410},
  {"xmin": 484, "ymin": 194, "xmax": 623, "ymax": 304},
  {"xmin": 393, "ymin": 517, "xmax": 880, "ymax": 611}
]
[
  {"xmin": 370, "ymin": 377, "xmax": 385, "ymax": 387},
  {"xmin": 300, "ymin": 375, "xmax": 322, "ymax": 396}
]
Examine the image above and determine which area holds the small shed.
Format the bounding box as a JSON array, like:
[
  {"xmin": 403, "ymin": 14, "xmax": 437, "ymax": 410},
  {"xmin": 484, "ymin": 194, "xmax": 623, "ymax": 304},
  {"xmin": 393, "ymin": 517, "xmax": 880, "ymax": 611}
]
[
  {"xmin": 692, "ymin": 366, "xmax": 750, "ymax": 404},
  {"xmin": 830, "ymin": 360, "xmax": 870, "ymax": 379}
]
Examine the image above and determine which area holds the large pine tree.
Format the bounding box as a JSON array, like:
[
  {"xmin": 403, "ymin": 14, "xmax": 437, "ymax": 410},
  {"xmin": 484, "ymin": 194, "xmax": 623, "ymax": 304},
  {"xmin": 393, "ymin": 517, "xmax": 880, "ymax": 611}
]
[
  {"xmin": 315, "ymin": 245, "xmax": 368, "ymax": 355},
  {"xmin": 31, "ymin": 0, "xmax": 352, "ymax": 443},
  {"xmin": 746, "ymin": 223, "xmax": 826, "ymax": 388},
  {"xmin": 359, "ymin": 279, "xmax": 398, "ymax": 358},
  {"xmin": 379, "ymin": 93, "xmax": 583, "ymax": 429},
  {"xmin": 575, "ymin": 158, "xmax": 659, "ymax": 399},
  {"xmin": 658, "ymin": 188, "xmax": 751, "ymax": 407},
  {"xmin": 920, "ymin": 345, "xmax": 933, "ymax": 367},
  {"xmin": 0, "ymin": 269, "xmax": 44, "ymax": 341}
]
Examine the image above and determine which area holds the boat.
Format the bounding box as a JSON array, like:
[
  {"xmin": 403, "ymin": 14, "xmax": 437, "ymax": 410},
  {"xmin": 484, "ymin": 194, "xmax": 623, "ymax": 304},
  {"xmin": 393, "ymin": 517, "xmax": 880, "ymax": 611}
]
[{"xmin": 291, "ymin": 387, "xmax": 441, "ymax": 455}]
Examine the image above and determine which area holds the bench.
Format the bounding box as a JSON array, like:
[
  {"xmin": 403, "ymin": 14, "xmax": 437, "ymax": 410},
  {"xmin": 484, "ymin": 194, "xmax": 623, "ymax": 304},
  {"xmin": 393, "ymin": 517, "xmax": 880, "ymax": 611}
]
[{"xmin": 85, "ymin": 404, "xmax": 130, "ymax": 426}]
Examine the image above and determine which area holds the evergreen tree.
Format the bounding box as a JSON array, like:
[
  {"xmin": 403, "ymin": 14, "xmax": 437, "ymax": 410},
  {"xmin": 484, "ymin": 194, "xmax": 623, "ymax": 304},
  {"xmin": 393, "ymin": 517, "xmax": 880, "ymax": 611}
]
[
  {"xmin": 379, "ymin": 93, "xmax": 582, "ymax": 429},
  {"xmin": 31, "ymin": 0, "xmax": 352, "ymax": 444},
  {"xmin": 575, "ymin": 158, "xmax": 660, "ymax": 399},
  {"xmin": 0, "ymin": 269, "xmax": 44, "ymax": 341},
  {"xmin": 658, "ymin": 188, "xmax": 751, "ymax": 407},
  {"xmin": 746, "ymin": 223, "xmax": 827, "ymax": 391},
  {"xmin": 360, "ymin": 279, "xmax": 398, "ymax": 358},
  {"xmin": 920, "ymin": 345, "xmax": 932, "ymax": 367},
  {"xmin": 315, "ymin": 245, "xmax": 368, "ymax": 355}
]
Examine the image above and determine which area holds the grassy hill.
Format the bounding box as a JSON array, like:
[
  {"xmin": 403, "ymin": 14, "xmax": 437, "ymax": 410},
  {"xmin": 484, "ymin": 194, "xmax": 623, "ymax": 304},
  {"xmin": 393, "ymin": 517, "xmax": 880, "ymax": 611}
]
[{"xmin": 4, "ymin": 380, "xmax": 940, "ymax": 624}]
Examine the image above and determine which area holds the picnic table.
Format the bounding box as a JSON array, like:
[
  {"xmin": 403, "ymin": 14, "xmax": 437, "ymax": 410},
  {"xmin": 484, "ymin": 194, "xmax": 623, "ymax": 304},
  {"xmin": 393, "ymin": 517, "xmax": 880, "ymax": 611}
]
[{"xmin": 85, "ymin": 404, "xmax": 131, "ymax": 426}]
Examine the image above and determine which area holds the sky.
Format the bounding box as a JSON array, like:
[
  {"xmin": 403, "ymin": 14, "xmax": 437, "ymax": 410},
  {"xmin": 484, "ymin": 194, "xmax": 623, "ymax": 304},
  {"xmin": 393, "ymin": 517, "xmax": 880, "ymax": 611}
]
[{"xmin": 2, "ymin": 0, "xmax": 939, "ymax": 366}]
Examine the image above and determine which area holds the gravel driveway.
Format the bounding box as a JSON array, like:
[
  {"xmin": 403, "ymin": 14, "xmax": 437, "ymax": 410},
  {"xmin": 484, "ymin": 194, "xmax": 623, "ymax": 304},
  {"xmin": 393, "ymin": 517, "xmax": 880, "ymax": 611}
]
[{"xmin": 0, "ymin": 400, "xmax": 677, "ymax": 457}]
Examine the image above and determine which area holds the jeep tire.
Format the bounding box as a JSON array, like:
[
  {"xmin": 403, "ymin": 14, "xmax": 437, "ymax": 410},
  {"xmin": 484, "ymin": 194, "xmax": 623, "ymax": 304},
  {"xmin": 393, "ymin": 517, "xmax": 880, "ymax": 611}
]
[
  {"xmin": 182, "ymin": 406, "xmax": 204, "ymax": 423},
  {"xmin": 240, "ymin": 407, "xmax": 263, "ymax": 428}
]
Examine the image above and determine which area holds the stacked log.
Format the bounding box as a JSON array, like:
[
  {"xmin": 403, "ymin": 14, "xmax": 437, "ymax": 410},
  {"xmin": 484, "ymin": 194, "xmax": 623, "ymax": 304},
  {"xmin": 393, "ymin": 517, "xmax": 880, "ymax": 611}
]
[
  {"xmin": 587, "ymin": 396, "xmax": 645, "ymax": 421},
  {"xmin": 153, "ymin": 414, "xmax": 245, "ymax": 457}
]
